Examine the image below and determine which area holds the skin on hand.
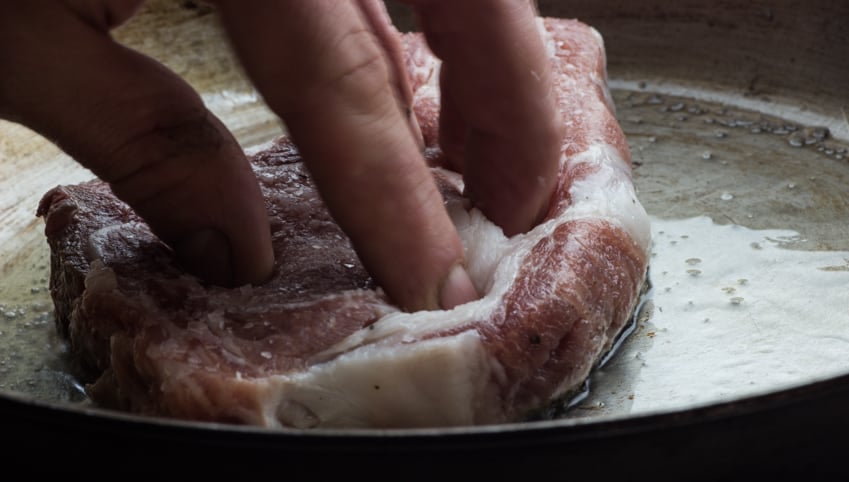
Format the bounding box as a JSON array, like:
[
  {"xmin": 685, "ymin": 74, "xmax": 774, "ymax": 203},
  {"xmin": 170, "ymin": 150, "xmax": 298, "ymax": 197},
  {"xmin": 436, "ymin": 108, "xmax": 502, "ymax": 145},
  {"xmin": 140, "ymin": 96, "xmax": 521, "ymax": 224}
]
[
  {"xmin": 0, "ymin": 0, "xmax": 275, "ymax": 287},
  {"xmin": 0, "ymin": 0, "xmax": 561, "ymax": 313}
]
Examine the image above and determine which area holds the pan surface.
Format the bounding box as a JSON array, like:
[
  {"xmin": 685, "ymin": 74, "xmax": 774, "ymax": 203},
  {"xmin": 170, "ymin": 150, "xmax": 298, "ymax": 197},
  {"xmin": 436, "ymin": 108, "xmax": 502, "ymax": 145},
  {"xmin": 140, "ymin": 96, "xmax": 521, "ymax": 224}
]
[{"xmin": 1, "ymin": 0, "xmax": 848, "ymax": 478}]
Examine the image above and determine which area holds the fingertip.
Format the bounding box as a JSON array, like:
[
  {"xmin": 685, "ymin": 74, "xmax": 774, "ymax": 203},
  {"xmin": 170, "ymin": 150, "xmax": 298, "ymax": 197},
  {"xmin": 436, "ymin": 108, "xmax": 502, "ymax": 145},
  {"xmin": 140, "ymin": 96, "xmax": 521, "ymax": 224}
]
[
  {"xmin": 438, "ymin": 264, "xmax": 479, "ymax": 310},
  {"xmin": 235, "ymin": 232, "xmax": 276, "ymax": 286}
]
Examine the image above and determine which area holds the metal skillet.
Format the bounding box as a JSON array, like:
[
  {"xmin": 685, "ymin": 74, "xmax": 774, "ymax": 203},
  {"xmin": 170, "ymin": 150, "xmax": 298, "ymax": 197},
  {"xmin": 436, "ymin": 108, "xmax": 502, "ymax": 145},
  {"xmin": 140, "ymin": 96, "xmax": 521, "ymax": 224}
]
[{"xmin": 1, "ymin": 0, "xmax": 848, "ymax": 478}]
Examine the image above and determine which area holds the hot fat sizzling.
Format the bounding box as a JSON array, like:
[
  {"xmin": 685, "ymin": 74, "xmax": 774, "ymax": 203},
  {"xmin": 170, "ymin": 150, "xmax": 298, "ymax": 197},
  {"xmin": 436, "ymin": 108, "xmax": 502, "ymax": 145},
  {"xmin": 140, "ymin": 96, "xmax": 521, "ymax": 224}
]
[{"xmin": 37, "ymin": 18, "xmax": 650, "ymax": 428}]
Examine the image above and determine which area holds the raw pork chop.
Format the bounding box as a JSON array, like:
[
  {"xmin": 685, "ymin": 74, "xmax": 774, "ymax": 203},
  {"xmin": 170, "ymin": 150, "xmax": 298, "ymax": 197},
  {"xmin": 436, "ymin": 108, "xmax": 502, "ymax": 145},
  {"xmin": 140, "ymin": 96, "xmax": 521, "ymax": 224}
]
[{"xmin": 37, "ymin": 18, "xmax": 650, "ymax": 428}]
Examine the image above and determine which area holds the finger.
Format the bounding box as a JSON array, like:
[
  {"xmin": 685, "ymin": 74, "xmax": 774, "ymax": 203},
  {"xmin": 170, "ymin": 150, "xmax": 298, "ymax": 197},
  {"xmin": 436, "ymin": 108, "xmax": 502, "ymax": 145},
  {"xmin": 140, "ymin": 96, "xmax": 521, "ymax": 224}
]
[
  {"xmin": 355, "ymin": 0, "xmax": 424, "ymax": 149},
  {"xmin": 213, "ymin": 0, "xmax": 478, "ymax": 311},
  {"xmin": 402, "ymin": 0, "xmax": 563, "ymax": 236},
  {"xmin": 0, "ymin": 1, "xmax": 274, "ymax": 286}
]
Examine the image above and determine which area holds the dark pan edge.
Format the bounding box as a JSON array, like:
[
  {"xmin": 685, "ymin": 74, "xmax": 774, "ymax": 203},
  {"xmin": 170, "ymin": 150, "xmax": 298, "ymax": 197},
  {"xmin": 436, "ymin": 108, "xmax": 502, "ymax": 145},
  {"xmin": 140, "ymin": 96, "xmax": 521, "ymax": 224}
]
[{"xmin": 4, "ymin": 369, "xmax": 849, "ymax": 479}]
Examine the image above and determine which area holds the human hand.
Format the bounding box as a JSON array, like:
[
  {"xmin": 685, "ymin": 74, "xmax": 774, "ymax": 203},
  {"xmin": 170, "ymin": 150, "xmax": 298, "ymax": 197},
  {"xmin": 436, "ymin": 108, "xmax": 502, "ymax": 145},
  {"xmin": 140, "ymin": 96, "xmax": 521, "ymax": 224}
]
[
  {"xmin": 211, "ymin": 0, "xmax": 563, "ymax": 310},
  {"xmin": 0, "ymin": 0, "xmax": 561, "ymax": 312},
  {"xmin": 0, "ymin": 0, "xmax": 275, "ymax": 290}
]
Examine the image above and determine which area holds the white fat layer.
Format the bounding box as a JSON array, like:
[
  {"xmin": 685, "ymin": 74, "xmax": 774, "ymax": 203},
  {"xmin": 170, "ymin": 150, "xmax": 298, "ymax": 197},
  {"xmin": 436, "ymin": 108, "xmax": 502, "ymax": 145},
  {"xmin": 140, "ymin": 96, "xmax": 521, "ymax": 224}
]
[
  {"xmin": 413, "ymin": 61, "xmax": 441, "ymax": 104},
  {"xmin": 563, "ymin": 144, "xmax": 652, "ymax": 251},
  {"xmin": 267, "ymin": 331, "xmax": 496, "ymax": 428}
]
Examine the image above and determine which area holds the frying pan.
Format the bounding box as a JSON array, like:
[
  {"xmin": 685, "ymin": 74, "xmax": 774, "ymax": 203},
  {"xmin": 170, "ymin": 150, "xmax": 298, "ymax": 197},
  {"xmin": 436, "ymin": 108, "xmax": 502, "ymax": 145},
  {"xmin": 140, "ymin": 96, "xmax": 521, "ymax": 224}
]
[{"xmin": 1, "ymin": 0, "xmax": 848, "ymax": 478}]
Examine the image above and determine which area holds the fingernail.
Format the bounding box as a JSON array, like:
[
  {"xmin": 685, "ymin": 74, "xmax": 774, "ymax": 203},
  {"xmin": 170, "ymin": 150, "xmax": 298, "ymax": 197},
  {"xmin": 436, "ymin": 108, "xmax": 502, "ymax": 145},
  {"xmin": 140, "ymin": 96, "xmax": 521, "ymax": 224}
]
[
  {"xmin": 173, "ymin": 228, "xmax": 234, "ymax": 287},
  {"xmin": 439, "ymin": 264, "xmax": 479, "ymax": 310}
]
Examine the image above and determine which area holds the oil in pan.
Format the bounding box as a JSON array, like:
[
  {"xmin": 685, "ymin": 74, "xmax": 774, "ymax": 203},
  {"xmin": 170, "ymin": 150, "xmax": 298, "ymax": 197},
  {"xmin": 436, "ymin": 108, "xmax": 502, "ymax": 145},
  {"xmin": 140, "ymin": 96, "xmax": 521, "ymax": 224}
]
[
  {"xmin": 569, "ymin": 85, "xmax": 849, "ymax": 420},
  {"xmin": 1, "ymin": 81, "xmax": 849, "ymax": 428}
]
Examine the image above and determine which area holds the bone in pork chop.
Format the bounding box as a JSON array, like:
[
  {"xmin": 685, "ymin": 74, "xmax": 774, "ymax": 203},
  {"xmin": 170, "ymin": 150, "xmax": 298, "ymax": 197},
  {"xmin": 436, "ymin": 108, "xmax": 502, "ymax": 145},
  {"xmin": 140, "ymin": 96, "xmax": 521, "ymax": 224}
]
[{"xmin": 37, "ymin": 18, "xmax": 651, "ymax": 428}]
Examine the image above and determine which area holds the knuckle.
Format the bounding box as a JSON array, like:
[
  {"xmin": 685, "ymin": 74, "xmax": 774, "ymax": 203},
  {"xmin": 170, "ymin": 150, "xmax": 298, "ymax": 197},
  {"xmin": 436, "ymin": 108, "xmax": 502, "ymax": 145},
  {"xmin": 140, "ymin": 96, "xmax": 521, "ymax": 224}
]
[
  {"xmin": 285, "ymin": 28, "xmax": 391, "ymax": 116},
  {"xmin": 102, "ymin": 108, "xmax": 232, "ymax": 207},
  {"xmin": 327, "ymin": 45, "xmax": 388, "ymax": 100}
]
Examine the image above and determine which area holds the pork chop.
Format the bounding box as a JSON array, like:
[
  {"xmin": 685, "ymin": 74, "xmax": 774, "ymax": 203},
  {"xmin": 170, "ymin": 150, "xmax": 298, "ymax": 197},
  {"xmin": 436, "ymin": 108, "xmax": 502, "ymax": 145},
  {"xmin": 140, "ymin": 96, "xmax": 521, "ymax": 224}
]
[{"xmin": 37, "ymin": 18, "xmax": 651, "ymax": 428}]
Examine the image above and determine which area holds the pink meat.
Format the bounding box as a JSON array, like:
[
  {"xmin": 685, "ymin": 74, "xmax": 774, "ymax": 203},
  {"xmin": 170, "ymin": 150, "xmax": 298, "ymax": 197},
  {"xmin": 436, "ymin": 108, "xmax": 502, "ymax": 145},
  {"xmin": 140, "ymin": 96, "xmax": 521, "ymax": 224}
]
[{"xmin": 37, "ymin": 18, "xmax": 650, "ymax": 428}]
